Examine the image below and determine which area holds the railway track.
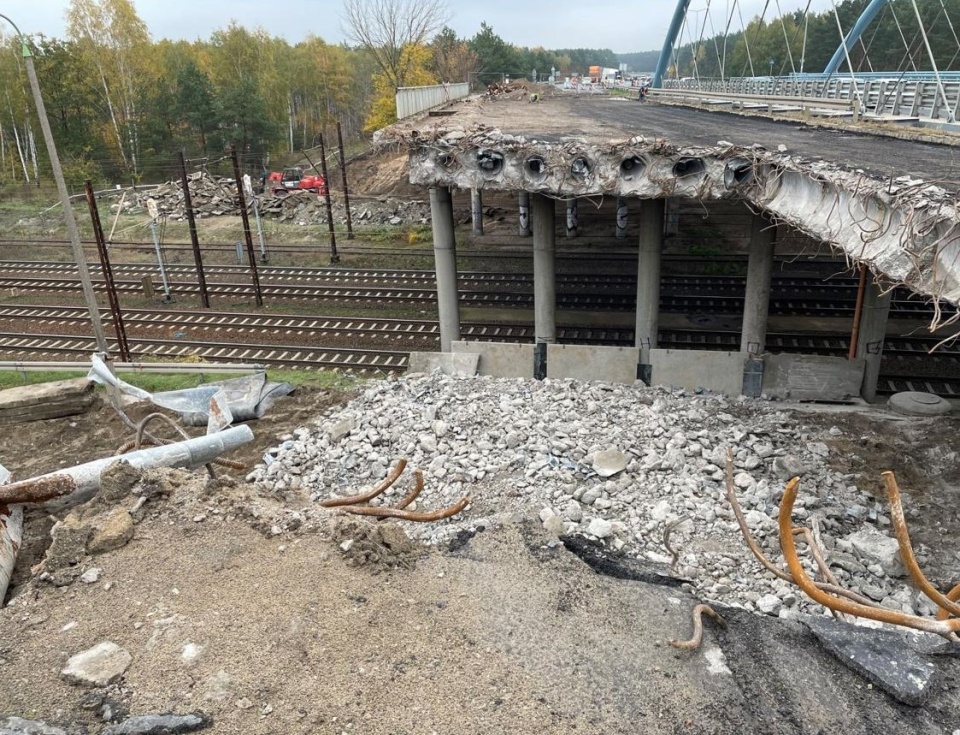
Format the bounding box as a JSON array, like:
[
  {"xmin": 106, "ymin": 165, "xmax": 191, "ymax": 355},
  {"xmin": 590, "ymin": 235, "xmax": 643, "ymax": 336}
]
[
  {"xmin": 0, "ymin": 305, "xmax": 958, "ymax": 394},
  {"xmin": 0, "ymin": 264, "xmax": 950, "ymax": 317}
]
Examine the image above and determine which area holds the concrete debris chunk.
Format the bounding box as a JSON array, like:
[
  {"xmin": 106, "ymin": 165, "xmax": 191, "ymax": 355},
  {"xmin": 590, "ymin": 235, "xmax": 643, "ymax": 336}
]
[
  {"xmin": 101, "ymin": 713, "xmax": 212, "ymax": 735},
  {"xmin": 592, "ymin": 448, "xmax": 627, "ymax": 478},
  {"xmin": 61, "ymin": 641, "xmax": 132, "ymax": 687},
  {"xmin": 0, "ymin": 717, "xmax": 68, "ymax": 735},
  {"xmin": 804, "ymin": 617, "xmax": 937, "ymax": 706},
  {"xmin": 847, "ymin": 527, "xmax": 906, "ymax": 578},
  {"xmin": 0, "ymin": 378, "xmax": 96, "ymax": 425}
]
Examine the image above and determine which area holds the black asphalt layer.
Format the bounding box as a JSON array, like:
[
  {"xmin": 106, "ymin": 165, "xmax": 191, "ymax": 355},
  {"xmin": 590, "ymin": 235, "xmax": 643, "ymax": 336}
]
[{"xmin": 571, "ymin": 98, "xmax": 960, "ymax": 185}]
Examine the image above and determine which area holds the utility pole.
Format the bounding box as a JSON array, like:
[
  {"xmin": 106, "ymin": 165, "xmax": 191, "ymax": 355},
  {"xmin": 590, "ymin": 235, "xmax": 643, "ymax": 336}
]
[
  {"xmin": 177, "ymin": 151, "xmax": 210, "ymax": 308},
  {"xmin": 336, "ymin": 121, "xmax": 354, "ymax": 239},
  {"xmin": 84, "ymin": 181, "xmax": 130, "ymax": 361},
  {"xmin": 1, "ymin": 13, "xmax": 110, "ymax": 356},
  {"xmin": 229, "ymin": 146, "xmax": 263, "ymax": 307},
  {"xmin": 317, "ymin": 133, "xmax": 340, "ymax": 264}
]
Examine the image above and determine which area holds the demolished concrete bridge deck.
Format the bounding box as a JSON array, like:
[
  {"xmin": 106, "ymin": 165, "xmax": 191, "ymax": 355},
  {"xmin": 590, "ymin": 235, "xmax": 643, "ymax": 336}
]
[{"xmin": 384, "ymin": 94, "xmax": 960, "ymax": 316}]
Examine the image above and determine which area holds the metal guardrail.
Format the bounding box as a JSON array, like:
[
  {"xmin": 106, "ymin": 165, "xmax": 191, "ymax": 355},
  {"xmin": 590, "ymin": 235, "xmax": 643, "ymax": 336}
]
[
  {"xmin": 651, "ymin": 87, "xmax": 860, "ymax": 116},
  {"xmin": 660, "ymin": 76, "xmax": 960, "ymax": 123},
  {"xmin": 396, "ymin": 83, "xmax": 470, "ymax": 120}
]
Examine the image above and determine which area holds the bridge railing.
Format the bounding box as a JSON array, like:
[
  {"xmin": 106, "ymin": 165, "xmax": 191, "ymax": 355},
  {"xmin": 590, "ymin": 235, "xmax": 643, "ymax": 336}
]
[
  {"xmin": 395, "ymin": 83, "xmax": 470, "ymax": 120},
  {"xmin": 660, "ymin": 76, "xmax": 960, "ymax": 123}
]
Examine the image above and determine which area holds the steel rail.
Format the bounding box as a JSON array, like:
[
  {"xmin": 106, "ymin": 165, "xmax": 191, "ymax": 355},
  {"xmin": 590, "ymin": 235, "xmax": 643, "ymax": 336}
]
[{"xmin": 1, "ymin": 305, "xmax": 959, "ymax": 359}]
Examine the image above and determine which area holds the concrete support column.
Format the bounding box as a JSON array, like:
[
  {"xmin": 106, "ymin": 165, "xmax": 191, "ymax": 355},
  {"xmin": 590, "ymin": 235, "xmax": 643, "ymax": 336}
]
[
  {"xmin": 740, "ymin": 215, "xmax": 776, "ymax": 355},
  {"xmin": 856, "ymin": 276, "xmax": 892, "ymax": 402},
  {"xmin": 566, "ymin": 199, "xmax": 579, "ymax": 238},
  {"xmin": 471, "ymin": 188, "xmax": 483, "ymax": 236},
  {"xmin": 532, "ymin": 194, "xmax": 557, "ymax": 346},
  {"xmin": 636, "ymin": 199, "xmax": 665, "ymax": 371},
  {"xmin": 665, "ymin": 197, "xmax": 680, "ymax": 236},
  {"xmin": 616, "ymin": 197, "xmax": 629, "ymax": 239},
  {"xmin": 430, "ymin": 187, "xmax": 461, "ymax": 352},
  {"xmin": 518, "ymin": 191, "xmax": 531, "ymax": 237}
]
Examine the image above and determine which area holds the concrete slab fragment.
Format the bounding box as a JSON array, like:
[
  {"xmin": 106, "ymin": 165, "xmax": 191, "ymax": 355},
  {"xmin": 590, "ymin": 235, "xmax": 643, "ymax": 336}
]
[
  {"xmin": 407, "ymin": 351, "xmax": 479, "ymax": 377},
  {"xmin": 452, "ymin": 341, "xmax": 533, "ymax": 379},
  {"xmin": 804, "ymin": 617, "xmax": 937, "ymax": 706},
  {"xmin": 650, "ymin": 349, "xmax": 744, "ymax": 396},
  {"xmin": 0, "ymin": 378, "xmax": 96, "ymax": 425},
  {"xmin": 547, "ymin": 344, "xmax": 639, "ymax": 384},
  {"xmin": 762, "ymin": 354, "xmax": 864, "ymax": 402},
  {"xmin": 61, "ymin": 641, "xmax": 132, "ymax": 687},
  {"xmin": 888, "ymin": 391, "xmax": 952, "ymax": 416}
]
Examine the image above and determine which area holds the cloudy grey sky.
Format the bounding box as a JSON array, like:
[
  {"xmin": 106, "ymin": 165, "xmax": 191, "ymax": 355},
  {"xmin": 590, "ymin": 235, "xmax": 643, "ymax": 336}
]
[{"xmin": 10, "ymin": 0, "xmax": 838, "ymax": 53}]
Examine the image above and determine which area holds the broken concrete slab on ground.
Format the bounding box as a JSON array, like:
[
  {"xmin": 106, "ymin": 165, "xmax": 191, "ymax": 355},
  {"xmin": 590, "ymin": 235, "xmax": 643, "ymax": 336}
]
[{"xmin": 0, "ymin": 378, "xmax": 97, "ymax": 425}]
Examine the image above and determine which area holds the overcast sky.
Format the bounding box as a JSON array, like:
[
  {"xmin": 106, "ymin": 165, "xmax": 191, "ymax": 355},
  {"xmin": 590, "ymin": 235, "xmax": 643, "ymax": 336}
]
[{"xmin": 10, "ymin": 1, "xmax": 839, "ymax": 53}]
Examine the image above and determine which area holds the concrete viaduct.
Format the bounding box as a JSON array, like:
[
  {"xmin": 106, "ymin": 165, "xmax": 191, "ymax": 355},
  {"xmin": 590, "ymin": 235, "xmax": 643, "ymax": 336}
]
[{"xmin": 384, "ymin": 92, "xmax": 960, "ymax": 402}]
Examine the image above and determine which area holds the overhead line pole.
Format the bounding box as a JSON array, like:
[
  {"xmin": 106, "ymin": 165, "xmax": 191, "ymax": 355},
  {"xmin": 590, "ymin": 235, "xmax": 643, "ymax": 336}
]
[
  {"xmin": 336, "ymin": 121, "xmax": 355, "ymax": 240},
  {"xmin": 84, "ymin": 180, "xmax": 130, "ymax": 362},
  {"xmin": 229, "ymin": 146, "xmax": 264, "ymax": 308},
  {"xmin": 178, "ymin": 151, "xmax": 210, "ymax": 308},
  {"xmin": 1, "ymin": 13, "xmax": 110, "ymax": 357},
  {"xmin": 317, "ymin": 133, "xmax": 340, "ymax": 264}
]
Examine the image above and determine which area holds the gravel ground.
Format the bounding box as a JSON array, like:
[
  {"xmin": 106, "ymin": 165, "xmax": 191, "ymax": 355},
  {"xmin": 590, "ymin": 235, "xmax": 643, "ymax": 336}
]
[{"xmin": 2, "ymin": 374, "xmax": 960, "ymax": 734}]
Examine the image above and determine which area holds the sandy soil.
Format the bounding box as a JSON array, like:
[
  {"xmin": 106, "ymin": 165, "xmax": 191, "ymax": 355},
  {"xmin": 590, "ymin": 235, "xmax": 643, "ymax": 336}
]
[{"xmin": 2, "ymin": 386, "xmax": 960, "ymax": 734}]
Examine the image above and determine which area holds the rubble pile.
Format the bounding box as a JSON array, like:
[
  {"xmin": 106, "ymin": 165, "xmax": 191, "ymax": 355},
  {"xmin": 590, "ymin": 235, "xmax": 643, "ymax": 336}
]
[
  {"xmin": 484, "ymin": 80, "xmax": 531, "ymax": 100},
  {"xmin": 248, "ymin": 372, "xmax": 953, "ymax": 621},
  {"xmin": 108, "ymin": 172, "xmax": 431, "ymax": 228}
]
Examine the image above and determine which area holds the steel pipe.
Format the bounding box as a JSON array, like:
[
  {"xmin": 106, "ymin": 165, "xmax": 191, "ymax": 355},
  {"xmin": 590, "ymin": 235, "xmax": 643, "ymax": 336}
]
[
  {"xmin": 0, "ymin": 503, "xmax": 23, "ymax": 606},
  {"xmin": 0, "ymin": 425, "xmax": 254, "ymax": 509}
]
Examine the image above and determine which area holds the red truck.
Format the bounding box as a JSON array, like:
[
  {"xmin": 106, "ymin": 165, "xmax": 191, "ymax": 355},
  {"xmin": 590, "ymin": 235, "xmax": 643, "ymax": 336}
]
[{"xmin": 266, "ymin": 166, "xmax": 327, "ymax": 196}]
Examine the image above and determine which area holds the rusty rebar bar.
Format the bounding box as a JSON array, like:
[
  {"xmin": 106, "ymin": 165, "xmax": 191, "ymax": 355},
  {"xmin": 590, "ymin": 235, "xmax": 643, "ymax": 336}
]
[
  {"xmin": 938, "ymin": 583, "xmax": 960, "ymax": 621},
  {"xmin": 724, "ymin": 448, "xmax": 880, "ymax": 608},
  {"xmin": 669, "ymin": 604, "xmax": 726, "ymax": 650},
  {"xmin": 392, "ymin": 469, "xmax": 424, "ymax": 512},
  {"xmin": 338, "ymin": 496, "xmax": 470, "ymax": 522},
  {"xmin": 663, "ymin": 515, "xmax": 691, "ymax": 570},
  {"xmin": 779, "ymin": 477, "xmax": 960, "ymax": 639},
  {"xmin": 320, "ymin": 460, "xmax": 407, "ymax": 507},
  {"xmin": 882, "ymin": 470, "xmax": 960, "ymax": 619}
]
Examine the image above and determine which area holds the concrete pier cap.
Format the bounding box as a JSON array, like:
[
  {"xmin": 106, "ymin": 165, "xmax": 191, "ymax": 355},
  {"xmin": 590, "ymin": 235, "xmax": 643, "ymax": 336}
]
[{"xmin": 383, "ymin": 94, "xmax": 960, "ymax": 334}]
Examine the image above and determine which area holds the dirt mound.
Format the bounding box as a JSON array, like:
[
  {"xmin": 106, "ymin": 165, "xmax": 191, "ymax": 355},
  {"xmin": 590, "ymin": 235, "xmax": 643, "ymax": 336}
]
[{"xmin": 348, "ymin": 148, "xmax": 421, "ymax": 198}]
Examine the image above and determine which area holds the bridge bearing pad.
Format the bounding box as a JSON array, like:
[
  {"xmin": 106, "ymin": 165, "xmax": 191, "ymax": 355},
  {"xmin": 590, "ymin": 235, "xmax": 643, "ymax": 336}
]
[{"xmin": 887, "ymin": 391, "xmax": 952, "ymax": 416}]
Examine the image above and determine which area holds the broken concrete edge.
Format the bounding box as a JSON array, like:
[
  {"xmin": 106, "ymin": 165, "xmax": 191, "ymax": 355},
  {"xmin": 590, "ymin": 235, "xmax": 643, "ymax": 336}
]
[
  {"xmin": 0, "ymin": 712, "xmax": 213, "ymax": 735},
  {"xmin": 802, "ymin": 616, "xmax": 940, "ymax": 707},
  {"xmin": 407, "ymin": 351, "xmax": 479, "ymax": 377},
  {"xmin": 559, "ymin": 530, "xmax": 951, "ymax": 708},
  {"xmin": 382, "ymin": 109, "xmax": 960, "ymax": 333}
]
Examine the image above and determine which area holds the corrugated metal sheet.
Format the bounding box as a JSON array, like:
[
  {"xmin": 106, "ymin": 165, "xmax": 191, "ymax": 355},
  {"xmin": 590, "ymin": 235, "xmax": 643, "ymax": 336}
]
[{"xmin": 396, "ymin": 83, "xmax": 470, "ymax": 120}]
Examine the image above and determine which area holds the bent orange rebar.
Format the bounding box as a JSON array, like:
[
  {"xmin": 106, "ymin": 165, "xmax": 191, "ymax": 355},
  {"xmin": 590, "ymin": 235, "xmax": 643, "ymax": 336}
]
[
  {"xmin": 669, "ymin": 604, "xmax": 727, "ymax": 651},
  {"xmin": 780, "ymin": 477, "xmax": 960, "ymax": 638},
  {"xmin": 394, "ymin": 468, "xmax": 424, "ymax": 511},
  {"xmin": 724, "ymin": 449, "xmax": 876, "ymax": 608},
  {"xmin": 320, "ymin": 459, "xmax": 407, "ymax": 507},
  {"xmin": 882, "ymin": 470, "xmax": 960, "ymax": 620},
  {"xmin": 340, "ymin": 496, "xmax": 470, "ymax": 522},
  {"xmin": 938, "ymin": 583, "xmax": 960, "ymax": 621},
  {"xmin": 377, "ymin": 468, "xmax": 424, "ymax": 522}
]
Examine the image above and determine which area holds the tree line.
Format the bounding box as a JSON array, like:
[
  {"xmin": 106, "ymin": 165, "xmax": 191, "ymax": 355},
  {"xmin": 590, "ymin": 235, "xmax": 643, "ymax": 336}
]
[
  {"xmin": 0, "ymin": 0, "xmax": 623, "ymax": 190},
  {"xmin": 669, "ymin": 0, "xmax": 960, "ymax": 80}
]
